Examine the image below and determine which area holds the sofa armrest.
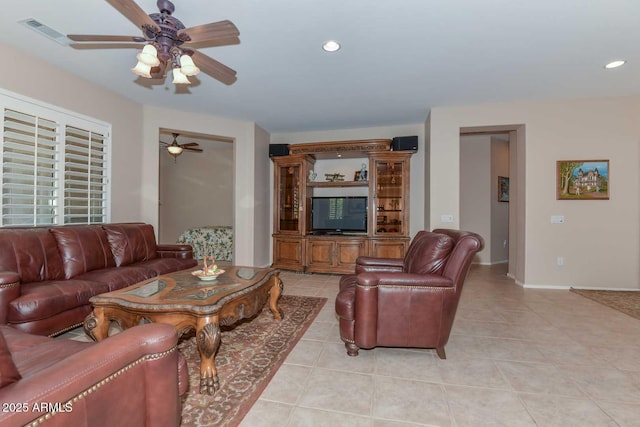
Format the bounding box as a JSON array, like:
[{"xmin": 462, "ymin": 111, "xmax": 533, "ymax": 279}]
[
  {"xmin": 355, "ymin": 256, "xmax": 404, "ymax": 274},
  {"xmin": 0, "ymin": 323, "xmax": 185, "ymax": 427},
  {"xmin": 357, "ymin": 272, "xmax": 454, "ymax": 288},
  {"xmin": 0, "ymin": 272, "xmax": 20, "ymax": 324},
  {"xmin": 156, "ymin": 244, "xmax": 195, "ymax": 260}
]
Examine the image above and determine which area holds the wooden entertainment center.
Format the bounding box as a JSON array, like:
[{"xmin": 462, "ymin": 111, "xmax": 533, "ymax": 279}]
[{"xmin": 271, "ymin": 139, "xmax": 414, "ymax": 274}]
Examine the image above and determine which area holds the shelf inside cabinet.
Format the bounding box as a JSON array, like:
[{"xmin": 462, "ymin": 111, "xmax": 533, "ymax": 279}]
[{"xmin": 307, "ymin": 180, "xmax": 369, "ymax": 188}]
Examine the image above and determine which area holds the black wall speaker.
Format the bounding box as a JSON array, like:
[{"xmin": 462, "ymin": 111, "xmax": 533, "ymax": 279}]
[
  {"xmin": 269, "ymin": 144, "xmax": 289, "ymax": 157},
  {"xmin": 391, "ymin": 136, "xmax": 418, "ymax": 152}
]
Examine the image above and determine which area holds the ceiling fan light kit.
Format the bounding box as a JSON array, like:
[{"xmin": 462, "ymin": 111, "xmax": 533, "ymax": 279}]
[
  {"xmin": 131, "ymin": 60, "xmax": 152, "ymax": 78},
  {"xmin": 68, "ymin": 0, "xmax": 239, "ymax": 86},
  {"xmin": 172, "ymin": 67, "xmax": 191, "ymax": 84}
]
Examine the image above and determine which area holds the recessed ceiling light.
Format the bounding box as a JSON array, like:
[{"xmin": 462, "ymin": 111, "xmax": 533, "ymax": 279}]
[
  {"xmin": 322, "ymin": 40, "xmax": 341, "ymax": 52},
  {"xmin": 604, "ymin": 60, "xmax": 626, "ymax": 69}
]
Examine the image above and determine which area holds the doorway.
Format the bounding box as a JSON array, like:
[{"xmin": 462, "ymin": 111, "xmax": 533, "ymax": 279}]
[
  {"xmin": 157, "ymin": 128, "xmax": 234, "ymax": 245},
  {"xmin": 459, "ymin": 125, "xmax": 525, "ymax": 282}
]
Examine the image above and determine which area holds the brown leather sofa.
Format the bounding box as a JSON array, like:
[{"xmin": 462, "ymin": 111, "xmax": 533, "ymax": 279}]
[
  {"xmin": 0, "ymin": 223, "xmax": 197, "ymax": 337},
  {"xmin": 335, "ymin": 229, "xmax": 484, "ymax": 359},
  {"xmin": 0, "ymin": 323, "xmax": 188, "ymax": 427}
]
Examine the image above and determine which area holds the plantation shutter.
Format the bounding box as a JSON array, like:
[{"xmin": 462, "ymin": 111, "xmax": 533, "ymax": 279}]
[
  {"xmin": 2, "ymin": 108, "xmax": 60, "ymax": 225},
  {"xmin": 64, "ymin": 126, "xmax": 107, "ymax": 224},
  {"xmin": 0, "ymin": 89, "xmax": 111, "ymax": 226}
]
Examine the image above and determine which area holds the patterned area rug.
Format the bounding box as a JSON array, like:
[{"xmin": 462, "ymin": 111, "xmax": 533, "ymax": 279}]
[
  {"xmin": 570, "ymin": 288, "xmax": 640, "ymax": 320},
  {"xmin": 178, "ymin": 295, "xmax": 327, "ymax": 426}
]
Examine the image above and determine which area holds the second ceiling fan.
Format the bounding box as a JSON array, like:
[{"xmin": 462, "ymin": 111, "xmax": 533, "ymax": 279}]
[
  {"xmin": 68, "ymin": 0, "xmax": 240, "ymax": 85},
  {"xmin": 161, "ymin": 133, "xmax": 203, "ymax": 159}
]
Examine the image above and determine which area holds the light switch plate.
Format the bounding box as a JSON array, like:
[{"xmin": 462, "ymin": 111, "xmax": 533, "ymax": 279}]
[
  {"xmin": 550, "ymin": 215, "xmax": 565, "ymax": 224},
  {"xmin": 441, "ymin": 214, "xmax": 454, "ymax": 223}
]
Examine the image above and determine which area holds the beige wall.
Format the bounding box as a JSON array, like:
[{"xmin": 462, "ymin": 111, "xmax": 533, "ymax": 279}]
[
  {"xmin": 142, "ymin": 105, "xmax": 271, "ymax": 266},
  {"xmin": 252, "ymin": 124, "xmax": 272, "ymax": 267},
  {"xmin": 0, "ymin": 42, "xmax": 144, "ymax": 222},
  {"xmin": 430, "ymin": 97, "xmax": 640, "ymax": 289},
  {"xmin": 158, "ymin": 140, "xmax": 233, "ymax": 244},
  {"xmin": 490, "ymin": 137, "xmax": 509, "ymax": 263},
  {"xmin": 460, "ymin": 135, "xmax": 492, "ymax": 263}
]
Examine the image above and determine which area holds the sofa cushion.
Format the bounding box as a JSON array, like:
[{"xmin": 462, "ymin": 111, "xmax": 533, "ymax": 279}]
[
  {"xmin": 0, "ymin": 330, "xmax": 21, "ymax": 388},
  {"xmin": 403, "ymin": 231, "xmax": 455, "ymax": 275},
  {"xmin": 135, "ymin": 257, "xmax": 198, "ymax": 276},
  {"xmin": 103, "ymin": 223, "xmax": 158, "ymax": 267},
  {"xmin": 75, "ymin": 265, "xmax": 157, "ymax": 292},
  {"xmin": 7, "ymin": 279, "xmax": 109, "ymax": 324},
  {"xmin": 0, "ymin": 228, "xmax": 65, "ymax": 283},
  {"xmin": 50, "ymin": 225, "xmax": 116, "ymax": 279}
]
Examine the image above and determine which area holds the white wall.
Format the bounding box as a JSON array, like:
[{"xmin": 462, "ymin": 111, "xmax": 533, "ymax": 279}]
[
  {"xmin": 142, "ymin": 105, "xmax": 270, "ymax": 266},
  {"xmin": 429, "ymin": 97, "xmax": 640, "ymax": 289},
  {"xmin": 0, "ymin": 42, "xmax": 144, "ymax": 222},
  {"xmin": 158, "ymin": 139, "xmax": 233, "ymax": 244}
]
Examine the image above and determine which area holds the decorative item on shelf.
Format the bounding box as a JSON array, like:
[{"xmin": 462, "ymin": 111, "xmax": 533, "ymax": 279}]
[
  {"xmin": 324, "ymin": 173, "xmax": 345, "ymax": 182},
  {"xmin": 360, "ymin": 163, "xmax": 368, "ymax": 181},
  {"xmin": 308, "ymin": 170, "xmax": 317, "ymax": 181}
]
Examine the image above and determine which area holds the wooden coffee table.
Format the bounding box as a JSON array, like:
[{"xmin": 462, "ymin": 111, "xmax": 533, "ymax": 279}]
[{"xmin": 83, "ymin": 266, "xmax": 282, "ymax": 395}]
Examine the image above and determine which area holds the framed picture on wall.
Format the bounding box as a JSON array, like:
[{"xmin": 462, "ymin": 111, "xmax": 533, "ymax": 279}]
[
  {"xmin": 556, "ymin": 160, "xmax": 609, "ymax": 200},
  {"xmin": 498, "ymin": 176, "xmax": 509, "ymax": 202}
]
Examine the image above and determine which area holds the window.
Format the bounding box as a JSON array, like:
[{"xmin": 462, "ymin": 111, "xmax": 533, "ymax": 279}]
[{"xmin": 1, "ymin": 89, "xmax": 110, "ymax": 226}]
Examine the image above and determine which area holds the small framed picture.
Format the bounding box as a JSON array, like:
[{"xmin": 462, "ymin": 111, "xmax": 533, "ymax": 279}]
[
  {"xmin": 498, "ymin": 176, "xmax": 509, "ymax": 202},
  {"xmin": 556, "ymin": 160, "xmax": 609, "ymax": 200},
  {"xmin": 354, "ymin": 171, "xmax": 361, "ymax": 181}
]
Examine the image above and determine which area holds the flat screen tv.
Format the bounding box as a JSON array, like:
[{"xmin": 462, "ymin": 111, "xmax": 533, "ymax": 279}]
[{"xmin": 310, "ymin": 196, "xmax": 367, "ymax": 234}]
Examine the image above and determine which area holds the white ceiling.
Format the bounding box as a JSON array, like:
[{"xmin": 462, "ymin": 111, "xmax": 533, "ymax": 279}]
[{"xmin": 1, "ymin": 0, "xmax": 638, "ymax": 133}]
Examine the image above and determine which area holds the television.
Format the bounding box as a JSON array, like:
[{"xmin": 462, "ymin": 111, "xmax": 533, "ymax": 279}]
[{"xmin": 310, "ymin": 196, "xmax": 367, "ymax": 234}]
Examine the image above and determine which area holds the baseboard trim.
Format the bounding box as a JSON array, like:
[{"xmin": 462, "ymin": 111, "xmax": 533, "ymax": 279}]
[{"xmin": 474, "ymin": 259, "xmax": 508, "ymax": 266}]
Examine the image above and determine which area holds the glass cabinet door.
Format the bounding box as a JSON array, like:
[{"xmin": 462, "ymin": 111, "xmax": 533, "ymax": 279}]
[
  {"xmin": 278, "ymin": 164, "xmax": 301, "ymax": 232},
  {"xmin": 373, "ymin": 159, "xmax": 405, "ymax": 235}
]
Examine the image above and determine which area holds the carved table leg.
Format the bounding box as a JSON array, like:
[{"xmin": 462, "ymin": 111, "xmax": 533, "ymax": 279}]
[
  {"xmin": 196, "ymin": 318, "xmax": 221, "ymax": 395},
  {"xmin": 83, "ymin": 309, "xmax": 110, "ymax": 342},
  {"xmin": 269, "ymin": 275, "xmax": 284, "ymax": 320}
]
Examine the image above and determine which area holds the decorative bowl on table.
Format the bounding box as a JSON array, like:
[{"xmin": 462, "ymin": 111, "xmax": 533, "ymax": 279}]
[{"xmin": 191, "ymin": 269, "xmax": 225, "ymax": 281}]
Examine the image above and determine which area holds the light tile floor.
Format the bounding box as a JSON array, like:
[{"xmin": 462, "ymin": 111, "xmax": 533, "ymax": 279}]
[{"xmin": 240, "ymin": 264, "xmax": 640, "ymax": 427}]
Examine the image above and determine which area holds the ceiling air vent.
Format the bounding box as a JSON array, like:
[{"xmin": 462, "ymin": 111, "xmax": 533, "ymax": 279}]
[{"xmin": 18, "ymin": 18, "xmax": 70, "ymax": 45}]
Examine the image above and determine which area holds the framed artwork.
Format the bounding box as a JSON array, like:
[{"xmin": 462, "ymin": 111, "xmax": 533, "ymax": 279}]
[
  {"xmin": 498, "ymin": 176, "xmax": 509, "ymax": 202},
  {"xmin": 556, "ymin": 160, "xmax": 609, "ymax": 200}
]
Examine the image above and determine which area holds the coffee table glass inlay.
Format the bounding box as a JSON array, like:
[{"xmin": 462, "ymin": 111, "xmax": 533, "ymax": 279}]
[{"xmin": 84, "ymin": 266, "xmax": 282, "ymax": 394}]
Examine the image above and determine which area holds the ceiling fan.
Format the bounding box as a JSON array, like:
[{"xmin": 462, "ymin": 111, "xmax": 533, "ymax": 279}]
[
  {"xmin": 160, "ymin": 133, "xmax": 203, "ymax": 159},
  {"xmin": 67, "ymin": 0, "xmax": 239, "ymax": 85}
]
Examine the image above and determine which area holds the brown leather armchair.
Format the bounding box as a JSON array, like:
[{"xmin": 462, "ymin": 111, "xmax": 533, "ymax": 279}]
[{"xmin": 335, "ymin": 229, "xmax": 484, "ymax": 359}]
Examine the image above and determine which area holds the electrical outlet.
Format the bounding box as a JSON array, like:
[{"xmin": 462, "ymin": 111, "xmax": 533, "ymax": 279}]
[{"xmin": 557, "ymin": 256, "xmax": 564, "ymax": 266}]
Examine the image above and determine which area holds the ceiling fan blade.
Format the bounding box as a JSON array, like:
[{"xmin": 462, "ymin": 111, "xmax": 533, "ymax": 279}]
[
  {"xmin": 183, "ymin": 147, "xmax": 203, "ymax": 152},
  {"xmin": 178, "ymin": 20, "xmax": 239, "ymax": 44},
  {"xmin": 67, "ymin": 34, "xmax": 147, "ymax": 43},
  {"xmin": 106, "ymin": 0, "xmax": 161, "ymax": 33},
  {"xmin": 180, "ymin": 142, "xmax": 199, "ymax": 147},
  {"xmin": 191, "ymin": 50, "xmax": 237, "ymax": 85}
]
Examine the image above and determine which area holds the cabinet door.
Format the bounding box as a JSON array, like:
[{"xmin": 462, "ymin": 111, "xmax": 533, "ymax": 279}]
[
  {"xmin": 369, "ymin": 238, "xmax": 408, "ymax": 259},
  {"xmin": 335, "ymin": 239, "xmax": 367, "ymax": 269},
  {"xmin": 277, "ymin": 163, "xmax": 302, "ymax": 233},
  {"xmin": 306, "ymin": 239, "xmax": 334, "ymax": 271},
  {"xmin": 273, "ymin": 237, "xmax": 305, "ymax": 271},
  {"xmin": 372, "ymin": 154, "xmax": 410, "ymax": 237}
]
